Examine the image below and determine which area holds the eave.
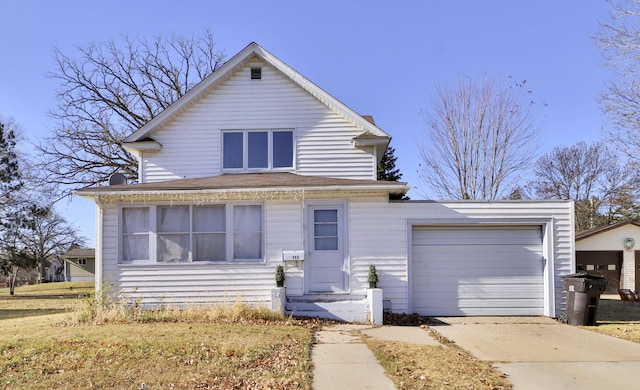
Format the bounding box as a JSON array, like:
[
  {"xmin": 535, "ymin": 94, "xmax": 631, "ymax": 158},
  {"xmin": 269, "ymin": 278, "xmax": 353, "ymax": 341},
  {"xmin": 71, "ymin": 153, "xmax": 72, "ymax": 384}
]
[
  {"xmin": 352, "ymin": 133, "xmax": 390, "ymax": 161},
  {"xmin": 75, "ymin": 173, "xmax": 410, "ymax": 204},
  {"xmin": 122, "ymin": 140, "xmax": 163, "ymax": 154}
]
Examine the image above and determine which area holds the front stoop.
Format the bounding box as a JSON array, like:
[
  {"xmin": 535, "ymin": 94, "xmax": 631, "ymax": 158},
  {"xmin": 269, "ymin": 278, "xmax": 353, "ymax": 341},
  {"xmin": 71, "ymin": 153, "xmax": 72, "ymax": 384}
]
[{"xmin": 285, "ymin": 289, "xmax": 383, "ymax": 324}]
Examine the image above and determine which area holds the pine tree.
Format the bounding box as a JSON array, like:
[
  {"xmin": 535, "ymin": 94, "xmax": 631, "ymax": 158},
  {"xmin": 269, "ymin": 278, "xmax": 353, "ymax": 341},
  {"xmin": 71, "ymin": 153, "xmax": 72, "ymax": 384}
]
[
  {"xmin": 0, "ymin": 120, "xmax": 33, "ymax": 294},
  {"xmin": 377, "ymin": 146, "xmax": 403, "ymax": 181},
  {"xmin": 378, "ymin": 145, "xmax": 409, "ymax": 200},
  {"xmin": 0, "ymin": 121, "xmax": 22, "ymax": 206}
]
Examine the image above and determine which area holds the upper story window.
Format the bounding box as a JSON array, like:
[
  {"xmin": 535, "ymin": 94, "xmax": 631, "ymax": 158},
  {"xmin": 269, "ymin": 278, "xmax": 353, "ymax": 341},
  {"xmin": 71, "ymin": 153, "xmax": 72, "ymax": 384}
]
[{"xmin": 223, "ymin": 129, "xmax": 294, "ymax": 171}]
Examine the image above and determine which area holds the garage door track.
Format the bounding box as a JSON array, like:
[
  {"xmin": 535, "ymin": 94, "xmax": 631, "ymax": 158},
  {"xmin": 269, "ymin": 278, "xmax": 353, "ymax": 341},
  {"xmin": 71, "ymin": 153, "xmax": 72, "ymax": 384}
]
[{"xmin": 431, "ymin": 317, "xmax": 640, "ymax": 389}]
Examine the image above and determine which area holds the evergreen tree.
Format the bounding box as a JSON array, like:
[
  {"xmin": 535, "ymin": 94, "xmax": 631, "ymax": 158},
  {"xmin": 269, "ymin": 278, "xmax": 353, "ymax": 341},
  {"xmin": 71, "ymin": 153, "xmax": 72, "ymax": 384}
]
[
  {"xmin": 378, "ymin": 145, "xmax": 409, "ymax": 200},
  {"xmin": 0, "ymin": 121, "xmax": 22, "ymax": 206},
  {"xmin": 378, "ymin": 146, "xmax": 403, "ymax": 181},
  {"xmin": 0, "ymin": 120, "xmax": 31, "ymax": 294}
]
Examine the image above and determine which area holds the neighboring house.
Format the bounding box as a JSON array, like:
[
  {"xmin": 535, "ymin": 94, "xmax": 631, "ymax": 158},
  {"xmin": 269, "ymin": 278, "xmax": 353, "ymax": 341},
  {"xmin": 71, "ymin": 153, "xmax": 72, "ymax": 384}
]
[
  {"xmin": 77, "ymin": 42, "xmax": 574, "ymax": 321},
  {"xmin": 43, "ymin": 257, "xmax": 65, "ymax": 283},
  {"xmin": 575, "ymin": 220, "xmax": 640, "ymax": 294},
  {"xmin": 63, "ymin": 248, "xmax": 96, "ymax": 282}
]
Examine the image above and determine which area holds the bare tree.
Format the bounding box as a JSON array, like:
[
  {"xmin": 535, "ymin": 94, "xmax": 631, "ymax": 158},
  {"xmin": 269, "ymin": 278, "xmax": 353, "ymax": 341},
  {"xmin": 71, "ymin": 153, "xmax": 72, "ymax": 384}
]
[
  {"xmin": 25, "ymin": 205, "xmax": 85, "ymax": 283},
  {"xmin": 419, "ymin": 75, "xmax": 539, "ymax": 200},
  {"xmin": 596, "ymin": 0, "xmax": 640, "ymax": 159},
  {"xmin": 34, "ymin": 31, "xmax": 226, "ymax": 193},
  {"xmin": 528, "ymin": 141, "xmax": 640, "ymax": 232}
]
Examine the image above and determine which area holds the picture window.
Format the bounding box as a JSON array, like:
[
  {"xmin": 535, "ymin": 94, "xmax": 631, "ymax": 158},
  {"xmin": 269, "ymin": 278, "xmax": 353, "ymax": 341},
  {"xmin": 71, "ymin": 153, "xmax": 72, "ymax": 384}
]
[{"xmin": 119, "ymin": 204, "xmax": 262, "ymax": 264}]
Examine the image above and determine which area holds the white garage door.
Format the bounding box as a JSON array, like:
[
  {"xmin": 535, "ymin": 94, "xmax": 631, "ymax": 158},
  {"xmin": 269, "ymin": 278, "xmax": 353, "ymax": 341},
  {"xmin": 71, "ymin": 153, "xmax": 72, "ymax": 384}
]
[{"xmin": 412, "ymin": 225, "xmax": 544, "ymax": 316}]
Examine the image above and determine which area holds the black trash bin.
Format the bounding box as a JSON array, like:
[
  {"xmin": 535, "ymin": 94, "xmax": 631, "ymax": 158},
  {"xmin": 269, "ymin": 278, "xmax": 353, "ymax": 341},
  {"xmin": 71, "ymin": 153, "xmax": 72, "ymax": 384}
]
[{"xmin": 562, "ymin": 272, "xmax": 607, "ymax": 326}]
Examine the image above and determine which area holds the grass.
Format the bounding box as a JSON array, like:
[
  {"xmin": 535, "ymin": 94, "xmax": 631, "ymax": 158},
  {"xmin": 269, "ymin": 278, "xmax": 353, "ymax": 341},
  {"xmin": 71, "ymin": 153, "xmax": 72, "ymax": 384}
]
[
  {"xmin": 0, "ymin": 282, "xmax": 314, "ymax": 389},
  {"xmin": 362, "ymin": 314, "xmax": 512, "ymax": 390},
  {"xmin": 587, "ymin": 297, "xmax": 640, "ymax": 343},
  {"xmin": 0, "ymin": 281, "xmax": 94, "ymax": 320}
]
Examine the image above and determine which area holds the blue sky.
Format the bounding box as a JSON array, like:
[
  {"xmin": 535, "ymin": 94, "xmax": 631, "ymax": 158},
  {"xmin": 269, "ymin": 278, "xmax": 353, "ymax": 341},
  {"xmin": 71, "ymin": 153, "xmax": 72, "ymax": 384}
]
[{"xmin": 0, "ymin": 1, "xmax": 613, "ymax": 246}]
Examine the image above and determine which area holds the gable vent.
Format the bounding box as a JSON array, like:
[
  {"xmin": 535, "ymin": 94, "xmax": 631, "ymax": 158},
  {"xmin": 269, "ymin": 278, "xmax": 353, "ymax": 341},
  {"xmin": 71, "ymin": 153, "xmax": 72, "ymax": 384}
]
[{"xmin": 251, "ymin": 67, "xmax": 262, "ymax": 80}]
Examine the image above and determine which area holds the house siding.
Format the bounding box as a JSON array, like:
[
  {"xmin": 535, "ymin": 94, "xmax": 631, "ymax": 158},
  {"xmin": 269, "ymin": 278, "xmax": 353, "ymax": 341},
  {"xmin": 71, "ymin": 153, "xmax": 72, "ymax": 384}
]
[
  {"xmin": 349, "ymin": 197, "xmax": 409, "ymax": 312},
  {"xmin": 140, "ymin": 60, "xmax": 376, "ymax": 183},
  {"xmin": 95, "ymin": 198, "xmax": 573, "ymax": 315},
  {"xmin": 66, "ymin": 261, "xmax": 95, "ymax": 282}
]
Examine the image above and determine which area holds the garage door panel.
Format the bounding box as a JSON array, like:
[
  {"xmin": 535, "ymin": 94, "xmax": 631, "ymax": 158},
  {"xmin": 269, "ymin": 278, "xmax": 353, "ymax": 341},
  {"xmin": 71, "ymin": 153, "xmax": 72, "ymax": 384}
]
[
  {"xmin": 413, "ymin": 227, "xmax": 542, "ymax": 246},
  {"xmin": 413, "ymin": 282, "xmax": 544, "ymax": 299},
  {"xmin": 413, "ymin": 261, "xmax": 543, "ymax": 277},
  {"xmin": 412, "ymin": 225, "xmax": 544, "ymax": 316},
  {"xmin": 413, "ymin": 243, "xmax": 542, "ymax": 255}
]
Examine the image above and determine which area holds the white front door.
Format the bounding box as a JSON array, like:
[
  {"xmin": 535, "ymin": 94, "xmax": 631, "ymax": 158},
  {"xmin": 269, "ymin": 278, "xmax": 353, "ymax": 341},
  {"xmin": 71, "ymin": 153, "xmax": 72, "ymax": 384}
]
[{"xmin": 306, "ymin": 205, "xmax": 346, "ymax": 293}]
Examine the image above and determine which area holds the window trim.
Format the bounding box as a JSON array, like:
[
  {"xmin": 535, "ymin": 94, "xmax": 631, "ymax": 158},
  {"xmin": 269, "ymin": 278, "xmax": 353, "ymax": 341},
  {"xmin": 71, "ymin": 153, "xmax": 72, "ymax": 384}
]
[
  {"xmin": 118, "ymin": 202, "xmax": 264, "ymax": 265},
  {"xmin": 222, "ymin": 129, "xmax": 294, "ymax": 172}
]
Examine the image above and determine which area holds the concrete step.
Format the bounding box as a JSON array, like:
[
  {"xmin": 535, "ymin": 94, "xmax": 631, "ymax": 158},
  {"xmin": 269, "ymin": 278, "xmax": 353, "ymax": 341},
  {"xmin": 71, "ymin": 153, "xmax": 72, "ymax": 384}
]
[{"xmin": 286, "ymin": 296, "xmax": 368, "ymax": 322}]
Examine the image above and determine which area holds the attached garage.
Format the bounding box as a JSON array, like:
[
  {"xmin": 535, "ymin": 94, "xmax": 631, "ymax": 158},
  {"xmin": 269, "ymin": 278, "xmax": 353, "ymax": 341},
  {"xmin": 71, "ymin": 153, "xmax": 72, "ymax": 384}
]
[{"xmin": 411, "ymin": 225, "xmax": 545, "ymax": 316}]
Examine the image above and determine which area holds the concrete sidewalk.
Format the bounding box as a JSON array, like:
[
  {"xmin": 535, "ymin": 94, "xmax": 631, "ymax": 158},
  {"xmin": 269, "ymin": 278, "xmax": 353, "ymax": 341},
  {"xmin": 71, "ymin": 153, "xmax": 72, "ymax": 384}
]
[
  {"xmin": 312, "ymin": 325, "xmax": 396, "ymax": 390},
  {"xmin": 311, "ymin": 324, "xmax": 440, "ymax": 389}
]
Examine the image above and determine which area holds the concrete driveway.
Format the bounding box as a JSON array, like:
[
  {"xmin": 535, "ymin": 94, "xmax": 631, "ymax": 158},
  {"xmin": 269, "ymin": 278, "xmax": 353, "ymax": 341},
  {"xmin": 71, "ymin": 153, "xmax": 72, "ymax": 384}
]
[{"xmin": 431, "ymin": 317, "xmax": 640, "ymax": 389}]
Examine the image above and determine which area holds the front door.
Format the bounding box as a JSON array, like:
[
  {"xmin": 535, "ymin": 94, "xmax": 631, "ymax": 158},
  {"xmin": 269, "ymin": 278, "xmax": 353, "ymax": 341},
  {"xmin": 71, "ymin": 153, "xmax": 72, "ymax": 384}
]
[{"xmin": 306, "ymin": 205, "xmax": 346, "ymax": 293}]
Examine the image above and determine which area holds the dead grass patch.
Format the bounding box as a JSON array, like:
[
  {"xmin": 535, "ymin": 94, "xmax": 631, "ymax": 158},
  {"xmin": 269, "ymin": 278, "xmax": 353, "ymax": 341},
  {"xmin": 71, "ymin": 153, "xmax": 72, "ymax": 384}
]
[
  {"xmin": 1, "ymin": 320, "xmax": 312, "ymax": 389},
  {"xmin": 365, "ymin": 336, "xmax": 510, "ymax": 390},
  {"xmin": 585, "ymin": 298, "xmax": 640, "ymax": 343},
  {"xmin": 365, "ymin": 314, "xmax": 511, "ymax": 389},
  {"xmin": 0, "ymin": 282, "xmax": 94, "ymax": 321},
  {"xmin": 0, "ymin": 283, "xmax": 315, "ymax": 389}
]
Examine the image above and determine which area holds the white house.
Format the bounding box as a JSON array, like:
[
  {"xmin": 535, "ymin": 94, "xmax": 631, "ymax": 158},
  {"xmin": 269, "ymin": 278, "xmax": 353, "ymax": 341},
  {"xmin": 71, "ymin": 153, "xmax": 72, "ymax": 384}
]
[
  {"xmin": 77, "ymin": 42, "xmax": 574, "ymax": 322},
  {"xmin": 575, "ymin": 220, "xmax": 640, "ymax": 294}
]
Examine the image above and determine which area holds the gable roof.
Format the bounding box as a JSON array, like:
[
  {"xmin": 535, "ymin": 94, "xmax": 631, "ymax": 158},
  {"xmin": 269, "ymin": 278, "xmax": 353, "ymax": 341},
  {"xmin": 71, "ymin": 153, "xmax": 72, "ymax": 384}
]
[
  {"xmin": 124, "ymin": 42, "xmax": 391, "ymax": 147},
  {"xmin": 575, "ymin": 220, "xmax": 640, "ymax": 241},
  {"xmin": 77, "ymin": 172, "xmax": 409, "ymax": 197}
]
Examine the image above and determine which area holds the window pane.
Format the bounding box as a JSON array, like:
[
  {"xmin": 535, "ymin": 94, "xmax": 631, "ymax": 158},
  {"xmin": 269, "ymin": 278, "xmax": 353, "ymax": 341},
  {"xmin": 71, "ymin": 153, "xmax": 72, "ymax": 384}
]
[
  {"xmin": 157, "ymin": 234, "xmax": 189, "ymax": 262},
  {"xmin": 223, "ymin": 132, "xmax": 243, "ymax": 168},
  {"xmin": 233, "ymin": 205, "xmax": 262, "ymax": 260},
  {"xmin": 315, "ymin": 223, "xmax": 338, "ymax": 237},
  {"xmin": 194, "ymin": 233, "xmax": 226, "ymax": 261},
  {"xmin": 234, "ymin": 205, "xmax": 262, "ymax": 231},
  {"xmin": 314, "ymin": 209, "xmax": 337, "ymax": 223},
  {"xmin": 122, "ymin": 207, "xmax": 148, "ymax": 233},
  {"xmin": 248, "ymin": 131, "xmax": 268, "ymax": 168},
  {"xmin": 123, "ymin": 235, "xmax": 149, "ymax": 261},
  {"xmin": 234, "ymin": 232, "xmax": 262, "ymax": 259},
  {"xmin": 158, "ymin": 206, "xmax": 189, "ymax": 232},
  {"xmin": 194, "ymin": 205, "xmax": 225, "ymax": 232},
  {"xmin": 122, "ymin": 207, "xmax": 149, "ymax": 262},
  {"xmin": 315, "ymin": 237, "xmax": 338, "ymax": 251},
  {"xmin": 273, "ymin": 131, "xmax": 293, "ymax": 168}
]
